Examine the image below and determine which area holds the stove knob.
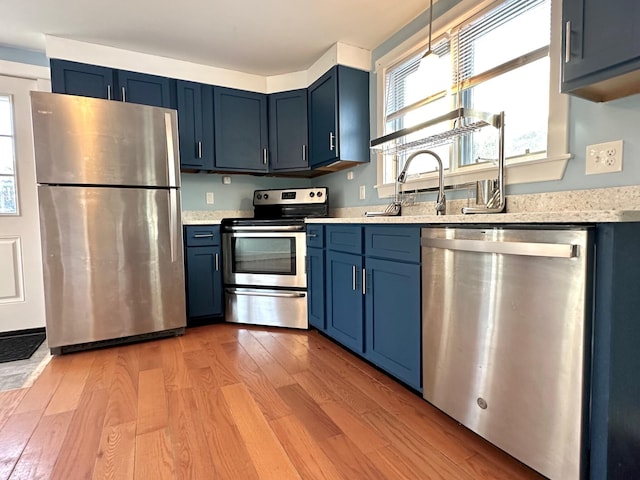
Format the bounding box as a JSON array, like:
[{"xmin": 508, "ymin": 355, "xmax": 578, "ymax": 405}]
[
  {"xmin": 317, "ymin": 191, "xmax": 323, "ymax": 197},
  {"xmin": 256, "ymin": 194, "xmax": 262, "ymax": 200},
  {"xmin": 263, "ymin": 193, "xmax": 269, "ymax": 199},
  {"xmin": 309, "ymin": 192, "xmax": 315, "ymax": 198}
]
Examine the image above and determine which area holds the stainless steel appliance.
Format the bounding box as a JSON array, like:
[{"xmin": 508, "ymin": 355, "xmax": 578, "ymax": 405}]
[
  {"xmin": 421, "ymin": 227, "xmax": 592, "ymax": 480},
  {"xmin": 31, "ymin": 92, "xmax": 186, "ymax": 354},
  {"xmin": 222, "ymin": 187, "xmax": 328, "ymax": 329}
]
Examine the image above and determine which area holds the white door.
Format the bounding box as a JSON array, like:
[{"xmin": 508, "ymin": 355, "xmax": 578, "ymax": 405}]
[{"xmin": 0, "ymin": 75, "xmax": 45, "ymax": 332}]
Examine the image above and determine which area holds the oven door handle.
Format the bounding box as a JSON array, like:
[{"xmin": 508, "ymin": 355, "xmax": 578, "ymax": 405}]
[
  {"xmin": 225, "ymin": 288, "xmax": 306, "ymax": 298},
  {"xmin": 224, "ymin": 225, "xmax": 305, "ymax": 232}
]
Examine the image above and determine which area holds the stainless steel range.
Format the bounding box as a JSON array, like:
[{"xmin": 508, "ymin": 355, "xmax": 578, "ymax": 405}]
[{"xmin": 222, "ymin": 187, "xmax": 328, "ymax": 329}]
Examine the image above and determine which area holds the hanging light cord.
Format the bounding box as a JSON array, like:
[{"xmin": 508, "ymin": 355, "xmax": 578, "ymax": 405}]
[{"xmin": 428, "ymin": 0, "xmax": 433, "ymax": 53}]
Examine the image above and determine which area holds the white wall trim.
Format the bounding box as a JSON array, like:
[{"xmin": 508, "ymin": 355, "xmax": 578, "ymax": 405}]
[
  {"xmin": 45, "ymin": 36, "xmax": 372, "ymax": 94},
  {"xmin": 0, "ymin": 59, "xmax": 50, "ymax": 81}
]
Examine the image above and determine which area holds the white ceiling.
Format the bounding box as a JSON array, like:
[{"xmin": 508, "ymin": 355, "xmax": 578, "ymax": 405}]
[{"xmin": 1, "ymin": 0, "xmax": 429, "ymax": 76}]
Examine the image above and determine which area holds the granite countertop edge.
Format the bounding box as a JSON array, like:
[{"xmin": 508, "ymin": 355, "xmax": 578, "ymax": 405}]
[{"xmin": 305, "ymin": 210, "xmax": 640, "ymax": 224}]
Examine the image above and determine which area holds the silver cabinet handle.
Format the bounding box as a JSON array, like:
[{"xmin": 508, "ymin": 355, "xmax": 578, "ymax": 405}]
[
  {"xmin": 307, "ymin": 233, "xmax": 318, "ymax": 238},
  {"xmin": 193, "ymin": 233, "xmax": 214, "ymax": 238},
  {"xmin": 107, "ymin": 85, "xmax": 112, "ymax": 100},
  {"xmin": 215, "ymin": 253, "xmax": 219, "ymax": 271},
  {"xmin": 302, "ymin": 144, "xmax": 307, "ymax": 162},
  {"xmin": 362, "ymin": 267, "xmax": 366, "ymax": 295},
  {"xmin": 329, "ymin": 132, "xmax": 335, "ymax": 151},
  {"xmin": 263, "ymin": 148, "xmax": 268, "ymax": 165},
  {"xmin": 565, "ymin": 21, "xmax": 571, "ymax": 63},
  {"xmin": 121, "ymin": 87, "xmax": 126, "ymax": 102},
  {"xmin": 421, "ymin": 237, "xmax": 580, "ymax": 258},
  {"xmin": 198, "ymin": 141, "xmax": 202, "ymax": 159},
  {"xmin": 352, "ymin": 265, "xmax": 357, "ymax": 290}
]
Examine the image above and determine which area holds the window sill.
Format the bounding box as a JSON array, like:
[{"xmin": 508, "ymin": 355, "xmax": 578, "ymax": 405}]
[{"xmin": 375, "ymin": 153, "xmax": 571, "ymax": 198}]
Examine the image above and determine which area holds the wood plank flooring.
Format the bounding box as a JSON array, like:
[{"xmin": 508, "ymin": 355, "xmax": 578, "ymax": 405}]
[{"xmin": 0, "ymin": 324, "xmax": 544, "ymax": 479}]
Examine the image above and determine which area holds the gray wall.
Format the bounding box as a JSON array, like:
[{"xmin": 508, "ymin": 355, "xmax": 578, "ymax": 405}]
[
  {"xmin": 181, "ymin": 173, "xmax": 310, "ymax": 211},
  {"xmin": 313, "ymin": 0, "xmax": 640, "ymax": 207},
  {"xmin": 6, "ymin": 0, "xmax": 640, "ymax": 212}
]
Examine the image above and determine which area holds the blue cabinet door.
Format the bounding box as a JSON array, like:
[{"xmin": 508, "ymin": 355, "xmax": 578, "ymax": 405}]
[
  {"xmin": 562, "ymin": 0, "xmax": 640, "ymax": 99},
  {"xmin": 365, "ymin": 258, "xmax": 421, "ymax": 391},
  {"xmin": 214, "ymin": 87, "xmax": 268, "ymax": 172},
  {"xmin": 307, "ymin": 247, "xmax": 325, "ymax": 331},
  {"xmin": 176, "ymin": 80, "xmax": 214, "ymax": 170},
  {"xmin": 326, "ymin": 251, "xmax": 364, "ymax": 354},
  {"xmin": 308, "ymin": 68, "xmax": 338, "ymax": 167},
  {"xmin": 185, "ymin": 245, "xmax": 223, "ymax": 318},
  {"xmin": 308, "ymin": 66, "xmax": 370, "ymax": 168},
  {"xmin": 269, "ymin": 89, "xmax": 309, "ymax": 171},
  {"xmin": 50, "ymin": 59, "xmax": 115, "ymax": 100},
  {"xmin": 116, "ymin": 70, "xmax": 172, "ymax": 108}
]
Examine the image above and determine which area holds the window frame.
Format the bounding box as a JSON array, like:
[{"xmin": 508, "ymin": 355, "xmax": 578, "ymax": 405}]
[
  {"xmin": 373, "ymin": 0, "xmax": 569, "ymax": 199},
  {"xmin": 0, "ymin": 93, "xmax": 18, "ymax": 216}
]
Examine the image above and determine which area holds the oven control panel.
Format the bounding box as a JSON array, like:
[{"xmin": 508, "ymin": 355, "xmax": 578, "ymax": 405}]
[{"xmin": 253, "ymin": 187, "xmax": 328, "ymax": 205}]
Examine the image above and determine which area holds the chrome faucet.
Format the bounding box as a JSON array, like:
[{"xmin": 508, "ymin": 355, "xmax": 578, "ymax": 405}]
[{"xmin": 398, "ymin": 150, "xmax": 446, "ymax": 215}]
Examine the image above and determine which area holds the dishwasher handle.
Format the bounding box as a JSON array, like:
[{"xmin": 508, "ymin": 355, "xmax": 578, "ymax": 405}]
[{"xmin": 421, "ymin": 237, "xmax": 580, "ymax": 258}]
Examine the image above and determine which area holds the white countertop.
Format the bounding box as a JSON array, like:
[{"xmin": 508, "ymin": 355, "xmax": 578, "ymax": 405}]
[{"xmin": 306, "ymin": 209, "xmax": 640, "ymax": 224}]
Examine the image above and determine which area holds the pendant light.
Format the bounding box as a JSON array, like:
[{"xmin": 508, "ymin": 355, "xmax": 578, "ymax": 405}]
[{"xmin": 419, "ymin": 0, "xmax": 440, "ymax": 72}]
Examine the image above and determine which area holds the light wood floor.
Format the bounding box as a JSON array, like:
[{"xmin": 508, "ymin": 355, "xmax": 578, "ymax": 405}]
[{"xmin": 0, "ymin": 324, "xmax": 543, "ymax": 480}]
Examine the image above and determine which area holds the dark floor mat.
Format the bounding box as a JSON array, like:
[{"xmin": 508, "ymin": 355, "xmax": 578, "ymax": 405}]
[{"xmin": 0, "ymin": 333, "xmax": 46, "ymax": 363}]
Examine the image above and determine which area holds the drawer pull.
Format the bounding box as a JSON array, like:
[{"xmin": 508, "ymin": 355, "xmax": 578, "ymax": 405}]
[{"xmin": 193, "ymin": 233, "xmax": 214, "ymax": 239}]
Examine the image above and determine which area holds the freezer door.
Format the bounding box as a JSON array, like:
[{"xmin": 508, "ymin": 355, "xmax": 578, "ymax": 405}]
[
  {"xmin": 38, "ymin": 185, "xmax": 186, "ymax": 348},
  {"xmin": 31, "ymin": 91, "xmax": 180, "ymax": 187}
]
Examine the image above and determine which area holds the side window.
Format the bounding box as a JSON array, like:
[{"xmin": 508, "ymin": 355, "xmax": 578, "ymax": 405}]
[{"xmin": 0, "ymin": 95, "xmax": 17, "ymax": 215}]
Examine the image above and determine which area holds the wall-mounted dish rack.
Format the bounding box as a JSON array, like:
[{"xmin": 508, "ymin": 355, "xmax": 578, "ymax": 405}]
[{"xmin": 370, "ymin": 107, "xmax": 506, "ymax": 214}]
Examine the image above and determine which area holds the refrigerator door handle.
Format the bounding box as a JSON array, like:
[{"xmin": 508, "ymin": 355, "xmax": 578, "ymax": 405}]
[
  {"xmin": 169, "ymin": 189, "xmax": 179, "ymax": 263},
  {"xmin": 165, "ymin": 112, "xmax": 178, "ymax": 187}
]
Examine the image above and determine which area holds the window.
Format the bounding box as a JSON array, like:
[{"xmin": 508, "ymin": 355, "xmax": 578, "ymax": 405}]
[
  {"xmin": 0, "ymin": 95, "xmax": 17, "ymax": 215},
  {"xmin": 375, "ymin": 0, "xmax": 568, "ymax": 196}
]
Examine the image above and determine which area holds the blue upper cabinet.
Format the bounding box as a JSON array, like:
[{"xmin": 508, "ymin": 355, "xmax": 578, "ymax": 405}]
[
  {"xmin": 269, "ymin": 89, "xmax": 309, "ymax": 172},
  {"xmin": 50, "ymin": 59, "xmax": 172, "ymax": 108},
  {"xmin": 214, "ymin": 86, "xmax": 269, "ymax": 172},
  {"xmin": 176, "ymin": 80, "xmax": 214, "ymax": 170},
  {"xmin": 50, "ymin": 59, "xmax": 115, "ymax": 100},
  {"xmin": 308, "ymin": 65, "xmax": 370, "ymax": 168},
  {"xmin": 116, "ymin": 70, "xmax": 172, "ymax": 108},
  {"xmin": 562, "ymin": 0, "xmax": 640, "ymax": 101}
]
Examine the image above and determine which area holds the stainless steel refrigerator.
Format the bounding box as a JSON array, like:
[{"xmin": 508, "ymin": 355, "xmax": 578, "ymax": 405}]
[{"xmin": 31, "ymin": 91, "xmax": 186, "ymax": 354}]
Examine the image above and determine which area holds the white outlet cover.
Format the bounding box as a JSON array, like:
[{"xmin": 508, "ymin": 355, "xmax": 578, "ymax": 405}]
[
  {"xmin": 206, "ymin": 192, "xmax": 215, "ymax": 204},
  {"xmin": 586, "ymin": 140, "xmax": 623, "ymax": 175},
  {"xmin": 359, "ymin": 185, "xmax": 366, "ymax": 199}
]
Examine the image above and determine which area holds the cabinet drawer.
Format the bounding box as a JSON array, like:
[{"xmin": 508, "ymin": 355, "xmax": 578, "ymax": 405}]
[
  {"xmin": 365, "ymin": 226, "xmax": 420, "ymax": 263},
  {"xmin": 326, "ymin": 225, "xmax": 362, "ymax": 254},
  {"xmin": 306, "ymin": 224, "xmax": 324, "ymax": 248},
  {"xmin": 185, "ymin": 225, "xmax": 221, "ymax": 246}
]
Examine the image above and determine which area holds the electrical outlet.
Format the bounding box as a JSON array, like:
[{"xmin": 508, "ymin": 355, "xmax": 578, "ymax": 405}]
[
  {"xmin": 206, "ymin": 192, "xmax": 214, "ymax": 204},
  {"xmin": 359, "ymin": 185, "xmax": 366, "ymax": 200},
  {"xmin": 586, "ymin": 140, "xmax": 623, "ymax": 175}
]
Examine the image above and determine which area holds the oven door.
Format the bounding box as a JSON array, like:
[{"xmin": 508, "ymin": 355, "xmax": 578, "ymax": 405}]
[{"xmin": 222, "ymin": 227, "xmax": 307, "ymax": 289}]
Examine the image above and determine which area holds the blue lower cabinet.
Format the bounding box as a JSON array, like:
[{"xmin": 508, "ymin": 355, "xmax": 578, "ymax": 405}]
[
  {"xmin": 185, "ymin": 245, "xmax": 223, "ymax": 319},
  {"xmin": 365, "ymin": 258, "xmax": 421, "ymax": 391},
  {"xmin": 307, "ymin": 246, "xmax": 325, "ymax": 331},
  {"xmin": 326, "ymin": 251, "xmax": 364, "ymax": 354},
  {"xmin": 184, "ymin": 225, "xmax": 223, "ymax": 322}
]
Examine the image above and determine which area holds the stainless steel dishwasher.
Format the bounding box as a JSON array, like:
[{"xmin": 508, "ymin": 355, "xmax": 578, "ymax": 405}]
[{"xmin": 421, "ymin": 227, "xmax": 592, "ymax": 480}]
